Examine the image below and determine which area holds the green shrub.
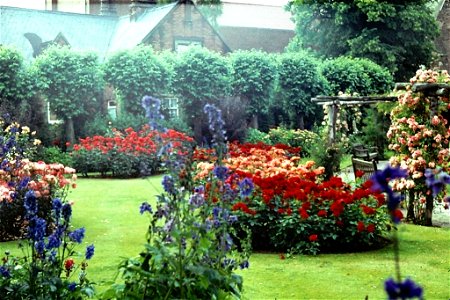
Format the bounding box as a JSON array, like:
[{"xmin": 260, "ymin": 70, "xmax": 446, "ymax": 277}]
[
  {"xmin": 321, "ymin": 56, "xmax": 394, "ymax": 96},
  {"xmin": 36, "ymin": 146, "xmax": 73, "ymax": 167}
]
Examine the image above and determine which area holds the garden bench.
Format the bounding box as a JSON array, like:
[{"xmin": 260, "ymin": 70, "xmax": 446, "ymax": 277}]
[
  {"xmin": 352, "ymin": 144, "xmax": 378, "ymax": 163},
  {"xmin": 351, "ymin": 157, "xmax": 378, "ymax": 182}
]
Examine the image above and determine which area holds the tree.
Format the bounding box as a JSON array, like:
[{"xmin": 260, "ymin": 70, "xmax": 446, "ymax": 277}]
[
  {"xmin": 172, "ymin": 46, "xmax": 231, "ymax": 143},
  {"xmin": 230, "ymin": 50, "xmax": 277, "ymax": 129},
  {"xmin": 288, "ymin": 0, "xmax": 439, "ymax": 80},
  {"xmin": 321, "ymin": 56, "xmax": 394, "ymax": 96},
  {"xmin": 278, "ymin": 51, "xmax": 328, "ymax": 129},
  {"xmin": 103, "ymin": 45, "xmax": 171, "ymax": 115},
  {"xmin": 34, "ymin": 45, "xmax": 103, "ymax": 145},
  {"xmin": 0, "ymin": 45, "xmax": 45, "ymax": 137}
]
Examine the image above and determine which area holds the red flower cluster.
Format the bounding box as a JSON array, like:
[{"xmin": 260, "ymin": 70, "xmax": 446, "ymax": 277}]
[{"xmin": 73, "ymin": 126, "xmax": 193, "ymax": 156}]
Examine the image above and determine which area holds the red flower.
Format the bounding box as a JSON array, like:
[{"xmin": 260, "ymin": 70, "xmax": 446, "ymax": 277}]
[
  {"xmin": 366, "ymin": 224, "xmax": 375, "ymax": 233},
  {"xmin": 355, "ymin": 170, "xmax": 365, "ymax": 178},
  {"xmin": 361, "ymin": 204, "xmax": 377, "ymax": 215},
  {"xmin": 232, "ymin": 202, "xmax": 256, "ymax": 215},
  {"xmin": 298, "ymin": 208, "xmax": 309, "ymax": 219},
  {"xmin": 309, "ymin": 234, "xmax": 318, "ymax": 242},
  {"xmin": 392, "ymin": 209, "xmax": 404, "ymax": 222},
  {"xmin": 357, "ymin": 221, "xmax": 365, "ymax": 232},
  {"xmin": 317, "ymin": 210, "xmax": 327, "ymax": 217},
  {"xmin": 64, "ymin": 258, "xmax": 75, "ymax": 271}
]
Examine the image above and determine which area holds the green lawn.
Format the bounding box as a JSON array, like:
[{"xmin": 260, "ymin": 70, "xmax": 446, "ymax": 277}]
[{"xmin": 1, "ymin": 177, "xmax": 449, "ymax": 299}]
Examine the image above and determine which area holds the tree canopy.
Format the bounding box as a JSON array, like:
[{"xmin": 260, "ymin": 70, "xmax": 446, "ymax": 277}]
[
  {"xmin": 288, "ymin": 0, "xmax": 440, "ymax": 80},
  {"xmin": 34, "ymin": 45, "xmax": 103, "ymax": 145}
]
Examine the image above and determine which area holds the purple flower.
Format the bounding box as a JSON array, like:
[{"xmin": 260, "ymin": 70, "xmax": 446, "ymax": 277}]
[
  {"xmin": 189, "ymin": 193, "xmax": 205, "ymax": 208},
  {"xmin": 139, "ymin": 202, "xmax": 153, "ymax": 214},
  {"xmin": 52, "ymin": 198, "xmax": 62, "ymax": 220},
  {"xmin": 67, "ymin": 282, "xmax": 77, "ymax": 292},
  {"xmin": 204, "ymin": 104, "xmax": 227, "ymax": 153},
  {"xmin": 0, "ymin": 266, "xmax": 11, "ymax": 278},
  {"xmin": 239, "ymin": 260, "xmax": 249, "ymax": 269},
  {"xmin": 85, "ymin": 244, "xmax": 95, "ymax": 260},
  {"xmin": 162, "ymin": 175, "xmax": 176, "ymax": 195},
  {"xmin": 425, "ymin": 168, "xmax": 450, "ymax": 197},
  {"xmin": 28, "ymin": 217, "xmax": 46, "ymax": 242},
  {"xmin": 24, "ymin": 190, "xmax": 38, "ymax": 217},
  {"xmin": 370, "ymin": 166, "xmax": 407, "ymax": 211},
  {"xmin": 141, "ymin": 95, "xmax": 166, "ymax": 132},
  {"xmin": 35, "ymin": 240, "xmax": 45, "ymax": 255},
  {"xmin": 68, "ymin": 228, "xmax": 85, "ymax": 244},
  {"xmin": 46, "ymin": 233, "xmax": 61, "ymax": 249},
  {"xmin": 239, "ymin": 177, "xmax": 254, "ymax": 198},
  {"xmin": 18, "ymin": 176, "xmax": 30, "ymax": 190},
  {"xmin": 385, "ymin": 277, "xmax": 423, "ymax": 300},
  {"xmin": 213, "ymin": 166, "xmax": 229, "ymax": 181},
  {"xmin": 62, "ymin": 203, "xmax": 72, "ymax": 222}
]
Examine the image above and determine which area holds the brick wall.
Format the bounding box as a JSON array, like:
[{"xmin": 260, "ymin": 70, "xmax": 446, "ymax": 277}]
[
  {"xmin": 145, "ymin": 3, "xmax": 229, "ymax": 53},
  {"xmin": 436, "ymin": 0, "xmax": 450, "ymax": 71}
]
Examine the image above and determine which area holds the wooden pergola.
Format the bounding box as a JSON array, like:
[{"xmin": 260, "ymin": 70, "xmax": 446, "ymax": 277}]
[
  {"xmin": 311, "ymin": 95, "xmax": 397, "ymax": 143},
  {"xmin": 311, "ymin": 82, "xmax": 450, "ymax": 143}
]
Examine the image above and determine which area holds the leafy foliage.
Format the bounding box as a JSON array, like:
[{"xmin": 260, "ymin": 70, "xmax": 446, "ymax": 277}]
[
  {"xmin": 288, "ymin": 0, "xmax": 439, "ymax": 80},
  {"xmin": 230, "ymin": 50, "xmax": 277, "ymax": 127},
  {"xmin": 33, "ymin": 45, "xmax": 104, "ymax": 144},
  {"xmin": 321, "ymin": 56, "xmax": 394, "ymax": 96},
  {"xmin": 0, "ymin": 46, "xmax": 46, "ymax": 138},
  {"xmin": 172, "ymin": 46, "xmax": 231, "ymax": 142},
  {"xmin": 278, "ymin": 51, "xmax": 328, "ymax": 129},
  {"xmin": 103, "ymin": 45, "xmax": 171, "ymax": 115}
]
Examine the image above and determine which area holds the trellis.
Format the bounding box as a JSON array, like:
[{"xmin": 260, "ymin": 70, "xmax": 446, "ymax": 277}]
[
  {"xmin": 311, "ymin": 82, "xmax": 450, "ymax": 144},
  {"xmin": 311, "ymin": 95, "xmax": 397, "ymax": 143}
]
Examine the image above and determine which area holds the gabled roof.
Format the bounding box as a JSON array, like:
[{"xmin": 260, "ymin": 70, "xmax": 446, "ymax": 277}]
[
  {"xmin": 0, "ymin": 3, "xmax": 178, "ymax": 61},
  {"xmin": 109, "ymin": 3, "xmax": 177, "ymax": 53},
  {"xmin": 0, "ymin": 6, "xmax": 117, "ymax": 61}
]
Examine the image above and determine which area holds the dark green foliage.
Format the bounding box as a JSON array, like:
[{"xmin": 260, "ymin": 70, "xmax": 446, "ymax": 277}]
[
  {"xmin": 360, "ymin": 106, "xmax": 391, "ymax": 159},
  {"xmin": 172, "ymin": 46, "xmax": 231, "ymax": 142},
  {"xmin": 103, "ymin": 45, "xmax": 171, "ymax": 115},
  {"xmin": 288, "ymin": 0, "xmax": 439, "ymax": 80},
  {"xmin": 35, "ymin": 146, "xmax": 74, "ymax": 167},
  {"xmin": 278, "ymin": 51, "xmax": 329, "ymax": 129},
  {"xmin": 321, "ymin": 56, "xmax": 394, "ymax": 96},
  {"xmin": 33, "ymin": 45, "xmax": 104, "ymax": 145},
  {"xmin": 0, "ymin": 45, "xmax": 47, "ymax": 138},
  {"xmin": 230, "ymin": 50, "xmax": 277, "ymax": 127}
]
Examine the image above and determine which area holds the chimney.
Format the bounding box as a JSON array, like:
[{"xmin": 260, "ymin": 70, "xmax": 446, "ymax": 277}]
[
  {"xmin": 130, "ymin": 0, "xmax": 157, "ymax": 21},
  {"xmin": 100, "ymin": 0, "xmax": 117, "ymax": 16}
]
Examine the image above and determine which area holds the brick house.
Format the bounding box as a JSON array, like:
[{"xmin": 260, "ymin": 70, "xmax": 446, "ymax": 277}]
[{"xmin": 436, "ymin": 0, "xmax": 450, "ymax": 71}]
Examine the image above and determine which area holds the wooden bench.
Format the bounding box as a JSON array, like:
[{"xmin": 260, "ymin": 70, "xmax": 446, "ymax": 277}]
[
  {"xmin": 351, "ymin": 157, "xmax": 378, "ymax": 182},
  {"xmin": 352, "ymin": 144, "xmax": 378, "ymax": 163}
]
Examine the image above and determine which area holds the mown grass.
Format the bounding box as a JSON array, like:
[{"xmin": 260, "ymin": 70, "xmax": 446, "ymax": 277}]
[{"xmin": 1, "ymin": 177, "xmax": 449, "ymax": 299}]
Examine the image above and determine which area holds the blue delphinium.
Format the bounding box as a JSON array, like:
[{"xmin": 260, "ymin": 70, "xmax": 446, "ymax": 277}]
[
  {"xmin": 141, "ymin": 95, "xmax": 166, "ymax": 132},
  {"xmin": 204, "ymin": 103, "xmax": 227, "ymax": 154},
  {"xmin": 213, "ymin": 165, "xmax": 229, "ymax": 181},
  {"xmin": 371, "ymin": 166, "xmax": 423, "ymax": 300},
  {"xmin": 68, "ymin": 228, "xmax": 85, "ymax": 244},
  {"xmin": 238, "ymin": 177, "xmax": 254, "ymax": 198},
  {"xmin": 85, "ymin": 244, "xmax": 95, "ymax": 260},
  {"xmin": 139, "ymin": 202, "xmax": 153, "ymax": 214},
  {"xmin": 424, "ymin": 168, "xmax": 450, "ymax": 197}
]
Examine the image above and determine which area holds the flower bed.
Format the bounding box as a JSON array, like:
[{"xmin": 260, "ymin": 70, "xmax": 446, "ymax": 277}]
[
  {"xmin": 71, "ymin": 125, "xmax": 194, "ymax": 177},
  {"xmin": 195, "ymin": 142, "xmax": 393, "ymax": 254}
]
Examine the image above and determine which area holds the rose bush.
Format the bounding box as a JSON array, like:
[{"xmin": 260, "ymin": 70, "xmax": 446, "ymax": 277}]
[
  {"xmin": 387, "ymin": 69, "xmax": 450, "ymax": 225},
  {"xmin": 0, "ymin": 118, "xmax": 76, "ymax": 241},
  {"xmin": 71, "ymin": 125, "xmax": 194, "ymax": 177},
  {"xmin": 195, "ymin": 142, "xmax": 393, "ymax": 254}
]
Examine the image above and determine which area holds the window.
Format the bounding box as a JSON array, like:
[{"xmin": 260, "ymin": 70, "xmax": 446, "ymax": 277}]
[
  {"xmin": 46, "ymin": 102, "xmax": 63, "ymax": 124},
  {"xmin": 174, "ymin": 38, "xmax": 203, "ymax": 53},
  {"xmin": 161, "ymin": 96, "xmax": 179, "ymax": 118},
  {"xmin": 107, "ymin": 100, "xmax": 117, "ymax": 120}
]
